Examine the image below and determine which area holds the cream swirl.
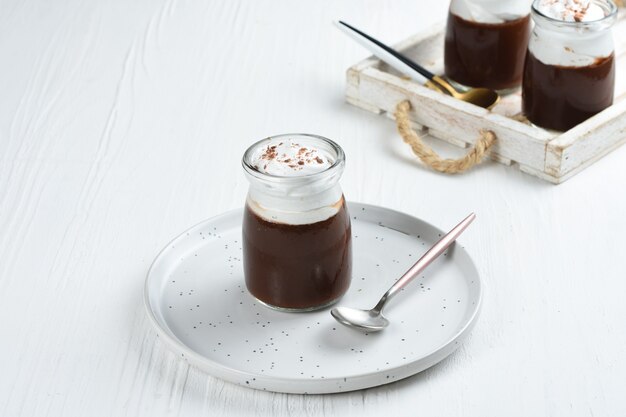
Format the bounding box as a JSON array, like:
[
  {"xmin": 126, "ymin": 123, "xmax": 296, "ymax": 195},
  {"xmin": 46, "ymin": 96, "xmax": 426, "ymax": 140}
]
[
  {"xmin": 250, "ymin": 139, "xmax": 333, "ymax": 177},
  {"xmin": 536, "ymin": 0, "xmax": 606, "ymax": 21},
  {"xmin": 529, "ymin": 0, "xmax": 615, "ymax": 66}
]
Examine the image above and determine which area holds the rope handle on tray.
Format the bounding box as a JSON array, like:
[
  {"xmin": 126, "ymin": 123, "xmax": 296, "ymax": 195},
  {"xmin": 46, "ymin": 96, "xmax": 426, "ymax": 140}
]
[{"xmin": 394, "ymin": 100, "xmax": 497, "ymax": 174}]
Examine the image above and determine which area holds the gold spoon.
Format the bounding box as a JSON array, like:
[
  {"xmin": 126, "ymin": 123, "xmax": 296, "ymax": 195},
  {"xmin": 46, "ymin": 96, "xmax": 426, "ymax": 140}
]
[{"xmin": 335, "ymin": 21, "xmax": 500, "ymax": 110}]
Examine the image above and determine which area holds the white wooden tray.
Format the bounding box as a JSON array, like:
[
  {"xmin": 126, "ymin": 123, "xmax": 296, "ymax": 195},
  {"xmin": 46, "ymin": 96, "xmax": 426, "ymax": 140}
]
[{"xmin": 345, "ymin": 11, "xmax": 626, "ymax": 183}]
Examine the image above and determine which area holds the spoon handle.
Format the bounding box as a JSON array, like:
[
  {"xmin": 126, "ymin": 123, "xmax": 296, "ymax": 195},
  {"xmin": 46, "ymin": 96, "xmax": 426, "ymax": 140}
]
[
  {"xmin": 374, "ymin": 213, "xmax": 476, "ymax": 312},
  {"xmin": 334, "ymin": 21, "xmax": 434, "ymax": 84}
]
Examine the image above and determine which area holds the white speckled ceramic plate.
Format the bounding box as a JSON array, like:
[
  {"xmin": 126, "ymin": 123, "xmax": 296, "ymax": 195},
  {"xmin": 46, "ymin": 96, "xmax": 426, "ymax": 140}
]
[{"xmin": 144, "ymin": 202, "xmax": 482, "ymax": 394}]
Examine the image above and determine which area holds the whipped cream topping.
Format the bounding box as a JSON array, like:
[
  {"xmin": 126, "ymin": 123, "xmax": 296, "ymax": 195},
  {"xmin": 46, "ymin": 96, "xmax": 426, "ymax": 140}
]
[
  {"xmin": 450, "ymin": 0, "xmax": 533, "ymax": 23},
  {"xmin": 529, "ymin": 0, "xmax": 615, "ymax": 66},
  {"xmin": 250, "ymin": 139, "xmax": 333, "ymax": 177},
  {"xmin": 536, "ymin": 0, "xmax": 606, "ymax": 22},
  {"xmin": 243, "ymin": 135, "xmax": 345, "ymax": 225}
]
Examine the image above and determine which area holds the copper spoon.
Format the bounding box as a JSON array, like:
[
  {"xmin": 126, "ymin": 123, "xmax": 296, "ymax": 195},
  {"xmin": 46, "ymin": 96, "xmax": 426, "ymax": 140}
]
[{"xmin": 331, "ymin": 213, "xmax": 476, "ymax": 332}]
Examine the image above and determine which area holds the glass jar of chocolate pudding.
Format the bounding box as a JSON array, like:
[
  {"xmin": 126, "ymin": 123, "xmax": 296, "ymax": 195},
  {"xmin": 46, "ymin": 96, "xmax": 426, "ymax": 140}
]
[
  {"xmin": 522, "ymin": 0, "xmax": 617, "ymax": 131},
  {"xmin": 241, "ymin": 134, "xmax": 352, "ymax": 312},
  {"xmin": 445, "ymin": 0, "xmax": 532, "ymax": 92}
]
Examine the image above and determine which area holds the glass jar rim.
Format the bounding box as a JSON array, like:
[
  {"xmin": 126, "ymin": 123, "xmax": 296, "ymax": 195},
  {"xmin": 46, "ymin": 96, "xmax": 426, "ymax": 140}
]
[
  {"xmin": 531, "ymin": 0, "xmax": 618, "ymax": 28},
  {"xmin": 241, "ymin": 133, "xmax": 346, "ymax": 183}
]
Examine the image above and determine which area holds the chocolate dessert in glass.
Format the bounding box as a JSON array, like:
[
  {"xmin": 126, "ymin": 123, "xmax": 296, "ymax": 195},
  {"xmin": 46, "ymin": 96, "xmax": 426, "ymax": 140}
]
[
  {"xmin": 445, "ymin": 0, "xmax": 532, "ymax": 92},
  {"xmin": 241, "ymin": 134, "xmax": 352, "ymax": 312},
  {"xmin": 522, "ymin": 0, "xmax": 617, "ymax": 131}
]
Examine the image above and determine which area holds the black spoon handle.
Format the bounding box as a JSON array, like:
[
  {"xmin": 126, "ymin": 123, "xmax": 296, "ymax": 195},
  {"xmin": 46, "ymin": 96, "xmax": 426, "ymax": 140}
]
[{"xmin": 338, "ymin": 20, "xmax": 436, "ymax": 81}]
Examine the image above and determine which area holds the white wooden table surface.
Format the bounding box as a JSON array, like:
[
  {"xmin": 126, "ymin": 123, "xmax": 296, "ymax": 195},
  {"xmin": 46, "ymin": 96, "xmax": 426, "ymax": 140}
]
[{"xmin": 1, "ymin": 1, "xmax": 625, "ymax": 416}]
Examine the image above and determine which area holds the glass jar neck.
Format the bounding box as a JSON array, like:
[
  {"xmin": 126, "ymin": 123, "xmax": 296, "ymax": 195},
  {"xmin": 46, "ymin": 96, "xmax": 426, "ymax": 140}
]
[
  {"xmin": 531, "ymin": 0, "xmax": 617, "ymax": 35},
  {"xmin": 450, "ymin": 0, "xmax": 531, "ymax": 23},
  {"xmin": 246, "ymin": 184, "xmax": 344, "ymax": 225},
  {"xmin": 243, "ymin": 164, "xmax": 344, "ymax": 199}
]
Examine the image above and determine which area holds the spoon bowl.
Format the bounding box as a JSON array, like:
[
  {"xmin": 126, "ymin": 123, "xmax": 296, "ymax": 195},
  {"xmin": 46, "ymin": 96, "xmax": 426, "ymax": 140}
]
[
  {"xmin": 460, "ymin": 87, "xmax": 500, "ymax": 109},
  {"xmin": 428, "ymin": 76, "xmax": 500, "ymax": 109},
  {"xmin": 331, "ymin": 307, "xmax": 389, "ymax": 332}
]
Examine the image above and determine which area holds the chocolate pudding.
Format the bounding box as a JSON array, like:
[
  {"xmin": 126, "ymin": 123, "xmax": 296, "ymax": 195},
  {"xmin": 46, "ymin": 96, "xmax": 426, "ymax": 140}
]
[
  {"xmin": 241, "ymin": 134, "xmax": 352, "ymax": 311},
  {"xmin": 523, "ymin": 52, "xmax": 615, "ymax": 131},
  {"xmin": 522, "ymin": 0, "xmax": 618, "ymax": 130},
  {"xmin": 243, "ymin": 198, "xmax": 352, "ymax": 310},
  {"xmin": 444, "ymin": 13, "xmax": 531, "ymax": 91}
]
